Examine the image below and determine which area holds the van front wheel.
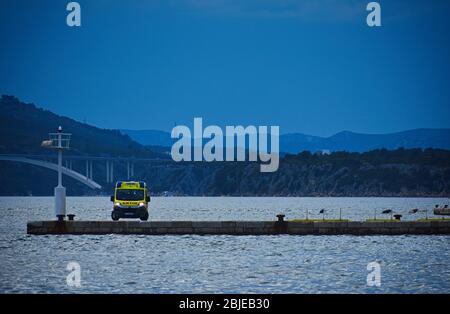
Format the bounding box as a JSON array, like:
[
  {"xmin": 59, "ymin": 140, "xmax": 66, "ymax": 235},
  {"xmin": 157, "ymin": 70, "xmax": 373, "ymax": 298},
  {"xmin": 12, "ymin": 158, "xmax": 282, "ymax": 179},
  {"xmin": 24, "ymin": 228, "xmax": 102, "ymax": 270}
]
[
  {"xmin": 140, "ymin": 212, "xmax": 149, "ymax": 221},
  {"xmin": 111, "ymin": 211, "xmax": 120, "ymax": 221}
]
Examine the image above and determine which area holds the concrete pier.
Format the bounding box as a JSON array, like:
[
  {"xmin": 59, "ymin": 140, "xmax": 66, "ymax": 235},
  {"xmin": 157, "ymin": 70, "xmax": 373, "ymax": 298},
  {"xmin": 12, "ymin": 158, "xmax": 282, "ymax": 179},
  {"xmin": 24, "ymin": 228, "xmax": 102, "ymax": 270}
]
[{"xmin": 27, "ymin": 220, "xmax": 450, "ymax": 235}]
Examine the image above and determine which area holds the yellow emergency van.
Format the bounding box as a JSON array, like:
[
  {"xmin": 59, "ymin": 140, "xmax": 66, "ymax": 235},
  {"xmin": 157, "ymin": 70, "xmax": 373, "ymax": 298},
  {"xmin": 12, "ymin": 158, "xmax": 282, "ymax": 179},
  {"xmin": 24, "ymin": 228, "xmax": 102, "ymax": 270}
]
[{"xmin": 110, "ymin": 181, "xmax": 150, "ymax": 221}]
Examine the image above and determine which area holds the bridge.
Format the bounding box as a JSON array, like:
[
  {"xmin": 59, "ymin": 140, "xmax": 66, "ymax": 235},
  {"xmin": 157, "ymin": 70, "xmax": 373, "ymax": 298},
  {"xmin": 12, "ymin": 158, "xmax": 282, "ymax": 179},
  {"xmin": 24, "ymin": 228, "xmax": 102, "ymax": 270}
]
[{"xmin": 0, "ymin": 154, "xmax": 172, "ymax": 190}]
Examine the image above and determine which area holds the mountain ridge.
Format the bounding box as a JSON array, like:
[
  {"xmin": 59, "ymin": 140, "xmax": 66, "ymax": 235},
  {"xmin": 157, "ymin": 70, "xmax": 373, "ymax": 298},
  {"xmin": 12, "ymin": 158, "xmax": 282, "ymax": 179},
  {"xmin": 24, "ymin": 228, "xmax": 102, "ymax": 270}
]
[
  {"xmin": 1, "ymin": 95, "xmax": 449, "ymax": 197},
  {"xmin": 120, "ymin": 128, "xmax": 450, "ymax": 153},
  {"xmin": 0, "ymin": 95, "xmax": 167, "ymax": 158}
]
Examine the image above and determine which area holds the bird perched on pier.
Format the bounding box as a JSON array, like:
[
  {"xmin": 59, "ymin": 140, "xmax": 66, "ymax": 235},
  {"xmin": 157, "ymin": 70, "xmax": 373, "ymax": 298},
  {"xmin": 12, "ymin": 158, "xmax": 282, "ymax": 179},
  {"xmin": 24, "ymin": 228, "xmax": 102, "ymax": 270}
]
[
  {"xmin": 382, "ymin": 209, "xmax": 392, "ymax": 214},
  {"xmin": 409, "ymin": 208, "xmax": 419, "ymax": 214}
]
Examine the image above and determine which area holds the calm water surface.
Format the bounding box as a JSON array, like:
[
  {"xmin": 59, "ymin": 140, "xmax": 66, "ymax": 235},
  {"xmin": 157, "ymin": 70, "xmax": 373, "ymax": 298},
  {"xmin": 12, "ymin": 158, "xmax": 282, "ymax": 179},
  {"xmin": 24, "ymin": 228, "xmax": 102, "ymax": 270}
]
[{"xmin": 0, "ymin": 196, "xmax": 449, "ymax": 293}]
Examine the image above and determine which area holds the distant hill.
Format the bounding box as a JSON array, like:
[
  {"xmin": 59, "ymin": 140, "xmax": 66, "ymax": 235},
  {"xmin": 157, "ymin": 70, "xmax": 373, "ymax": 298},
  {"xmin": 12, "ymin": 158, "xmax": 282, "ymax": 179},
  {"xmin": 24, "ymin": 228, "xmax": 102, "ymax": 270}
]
[
  {"xmin": 120, "ymin": 129, "xmax": 174, "ymax": 147},
  {"xmin": 121, "ymin": 128, "xmax": 450, "ymax": 154},
  {"xmin": 141, "ymin": 148, "xmax": 450, "ymax": 197},
  {"xmin": 281, "ymin": 129, "xmax": 450, "ymax": 153},
  {"xmin": 1, "ymin": 95, "xmax": 450, "ymax": 197},
  {"xmin": 0, "ymin": 95, "xmax": 166, "ymax": 158},
  {"xmin": 0, "ymin": 95, "xmax": 168, "ymax": 195}
]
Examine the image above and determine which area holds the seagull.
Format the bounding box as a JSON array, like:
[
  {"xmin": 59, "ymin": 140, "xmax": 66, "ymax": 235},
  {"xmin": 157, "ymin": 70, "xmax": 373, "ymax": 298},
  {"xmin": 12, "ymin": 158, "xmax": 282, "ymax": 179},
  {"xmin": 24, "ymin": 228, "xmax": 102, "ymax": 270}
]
[
  {"xmin": 319, "ymin": 209, "xmax": 325, "ymax": 214},
  {"xmin": 409, "ymin": 208, "xmax": 419, "ymax": 214},
  {"xmin": 382, "ymin": 209, "xmax": 392, "ymax": 214}
]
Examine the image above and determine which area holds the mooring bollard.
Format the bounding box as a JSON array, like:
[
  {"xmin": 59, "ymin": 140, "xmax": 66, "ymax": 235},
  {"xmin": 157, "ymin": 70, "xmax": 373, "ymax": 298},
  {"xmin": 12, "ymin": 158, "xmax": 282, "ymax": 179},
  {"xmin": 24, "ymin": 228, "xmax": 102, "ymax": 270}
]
[
  {"xmin": 67, "ymin": 214, "xmax": 76, "ymax": 221},
  {"xmin": 393, "ymin": 214, "xmax": 402, "ymax": 221},
  {"xmin": 275, "ymin": 214, "xmax": 287, "ymax": 234},
  {"xmin": 57, "ymin": 215, "xmax": 65, "ymax": 222}
]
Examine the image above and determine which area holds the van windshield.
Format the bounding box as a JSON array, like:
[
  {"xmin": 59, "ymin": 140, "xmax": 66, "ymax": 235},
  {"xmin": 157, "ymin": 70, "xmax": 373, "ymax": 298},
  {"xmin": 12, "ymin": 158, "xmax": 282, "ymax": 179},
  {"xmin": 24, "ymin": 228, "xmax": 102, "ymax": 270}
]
[{"xmin": 116, "ymin": 189, "xmax": 145, "ymax": 201}]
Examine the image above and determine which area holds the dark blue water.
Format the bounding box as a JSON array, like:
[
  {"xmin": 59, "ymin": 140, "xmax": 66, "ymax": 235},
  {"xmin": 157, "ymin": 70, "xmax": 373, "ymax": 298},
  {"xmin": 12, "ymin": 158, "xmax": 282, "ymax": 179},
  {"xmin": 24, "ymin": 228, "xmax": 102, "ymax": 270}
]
[{"xmin": 1, "ymin": 197, "xmax": 449, "ymax": 293}]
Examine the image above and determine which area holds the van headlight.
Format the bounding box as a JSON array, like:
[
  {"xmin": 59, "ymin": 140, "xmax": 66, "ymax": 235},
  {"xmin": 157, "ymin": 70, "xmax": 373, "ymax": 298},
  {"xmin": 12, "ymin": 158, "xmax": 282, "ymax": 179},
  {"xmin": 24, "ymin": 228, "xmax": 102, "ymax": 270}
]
[
  {"xmin": 114, "ymin": 202, "xmax": 120, "ymax": 207},
  {"xmin": 139, "ymin": 202, "xmax": 145, "ymax": 207}
]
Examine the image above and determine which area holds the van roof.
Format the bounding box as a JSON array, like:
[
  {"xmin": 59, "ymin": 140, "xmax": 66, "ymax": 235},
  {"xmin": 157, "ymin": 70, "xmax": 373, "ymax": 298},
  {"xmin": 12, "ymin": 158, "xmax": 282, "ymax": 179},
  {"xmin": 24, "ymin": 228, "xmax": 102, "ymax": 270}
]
[{"xmin": 115, "ymin": 181, "xmax": 147, "ymax": 188}]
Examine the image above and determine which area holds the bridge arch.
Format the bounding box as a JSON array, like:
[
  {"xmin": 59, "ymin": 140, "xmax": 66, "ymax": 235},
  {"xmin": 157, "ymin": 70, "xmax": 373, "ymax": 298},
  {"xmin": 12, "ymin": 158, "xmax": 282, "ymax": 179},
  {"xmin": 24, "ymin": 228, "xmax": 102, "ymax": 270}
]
[{"xmin": 0, "ymin": 156, "xmax": 102, "ymax": 189}]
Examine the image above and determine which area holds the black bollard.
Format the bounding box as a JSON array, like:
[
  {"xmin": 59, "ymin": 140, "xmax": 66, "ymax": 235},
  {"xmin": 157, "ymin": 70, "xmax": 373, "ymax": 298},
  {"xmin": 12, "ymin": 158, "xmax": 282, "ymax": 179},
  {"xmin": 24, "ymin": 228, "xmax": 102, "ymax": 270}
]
[
  {"xmin": 275, "ymin": 214, "xmax": 287, "ymax": 234},
  {"xmin": 67, "ymin": 214, "xmax": 76, "ymax": 221},
  {"xmin": 393, "ymin": 214, "xmax": 402, "ymax": 221}
]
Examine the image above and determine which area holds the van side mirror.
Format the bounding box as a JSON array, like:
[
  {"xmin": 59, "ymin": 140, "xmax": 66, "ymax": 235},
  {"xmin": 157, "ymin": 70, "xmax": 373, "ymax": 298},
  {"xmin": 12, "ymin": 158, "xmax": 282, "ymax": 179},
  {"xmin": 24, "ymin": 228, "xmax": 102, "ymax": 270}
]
[
  {"xmin": 110, "ymin": 195, "xmax": 114, "ymax": 202},
  {"xmin": 146, "ymin": 196, "xmax": 150, "ymax": 202}
]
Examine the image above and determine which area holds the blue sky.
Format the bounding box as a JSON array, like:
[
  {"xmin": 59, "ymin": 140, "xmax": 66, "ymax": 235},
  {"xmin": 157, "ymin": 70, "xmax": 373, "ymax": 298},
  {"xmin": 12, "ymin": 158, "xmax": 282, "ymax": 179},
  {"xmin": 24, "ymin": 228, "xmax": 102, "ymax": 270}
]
[{"xmin": 1, "ymin": 0, "xmax": 449, "ymax": 136}]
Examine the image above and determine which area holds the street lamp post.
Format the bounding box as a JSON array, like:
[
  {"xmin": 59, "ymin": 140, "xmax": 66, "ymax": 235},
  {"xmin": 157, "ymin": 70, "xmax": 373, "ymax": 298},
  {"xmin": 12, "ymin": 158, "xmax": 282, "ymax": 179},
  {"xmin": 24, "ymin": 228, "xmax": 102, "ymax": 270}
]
[{"xmin": 42, "ymin": 126, "xmax": 71, "ymax": 221}]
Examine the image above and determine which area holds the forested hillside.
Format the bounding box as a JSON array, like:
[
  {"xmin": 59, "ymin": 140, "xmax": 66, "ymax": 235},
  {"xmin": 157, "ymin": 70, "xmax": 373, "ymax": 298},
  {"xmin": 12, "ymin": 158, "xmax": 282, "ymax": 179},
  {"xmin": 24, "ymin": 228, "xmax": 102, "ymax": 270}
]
[
  {"xmin": 1, "ymin": 96, "xmax": 449, "ymax": 197},
  {"xmin": 0, "ymin": 95, "xmax": 165, "ymax": 158}
]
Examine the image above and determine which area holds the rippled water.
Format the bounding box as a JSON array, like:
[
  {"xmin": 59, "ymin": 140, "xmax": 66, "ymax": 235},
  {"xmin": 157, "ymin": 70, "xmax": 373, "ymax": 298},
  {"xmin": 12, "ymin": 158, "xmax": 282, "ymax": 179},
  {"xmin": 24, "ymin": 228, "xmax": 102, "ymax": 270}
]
[{"xmin": 0, "ymin": 196, "xmax": 449, "ymax": 293}]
